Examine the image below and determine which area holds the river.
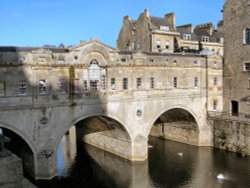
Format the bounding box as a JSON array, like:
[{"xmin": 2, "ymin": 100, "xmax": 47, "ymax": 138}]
[{"xmin": 36, "ymin": 134, "xmax": 250, "ymax": 188}]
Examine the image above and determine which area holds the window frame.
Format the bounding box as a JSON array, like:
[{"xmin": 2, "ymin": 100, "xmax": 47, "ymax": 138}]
[
  {"xmin": 156, "ymin": 40, "xmax": 161, "ymax": 48},
  {"xmin": 183, "ymin": 34, "xmax": 191, "ymax": 40},
  {"xmin": 18, "ymin": 80, "xmax": 27, "ymax": 95},
  {"xmin": 123, "ymin": 78, "xmax": 128, "ymax": 90},
  {"xmin": 111, "ymin": 78, "xmax": 116, "ymax": 90},
  {"xmin": 243, "ymin": 28, "xmax": 250, "ymax": 45},
  {"xmin": 214, "ymin": 77, "xmax": 218, "ymax": 87},
  {"xmin": 150, "ymin": 77, "xmax": 155, "ymax": 89},
  {"xmin": 136, "ymin": 78, "xmax": 142, "ymax": 90},
  {"xmin": 58, "ymin": 78, "xmax": 67, "ymax": 94},
  {"xmin": 201, "ymin": 36, "xmax": 209, "ymax": 42},
  {"xmin": 194, "ymin": 77, "xmax": 198, "ymax": 88},
  {"xmin": 173, "ymin": 77, "xmax": 178, "ymax": 88},
  {"xmin": 213, "ymin": 100, "xmax": 217, "ymax": 111},
  {"xmin": 38, "ymin": 80, "xmax": 46, "ymax": 95},
  {"xmin": 244, "ymin": 62, "xmax": 250, "ymax": 71}
]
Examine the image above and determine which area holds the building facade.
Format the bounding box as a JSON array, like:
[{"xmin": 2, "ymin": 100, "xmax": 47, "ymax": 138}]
[
  {"xmin": 223, "ymin": 0, "xmax": 250, "ymax": 115},
  {"xmin": 0, "ymin": 39, "xmax": 223, "ymax": 178},
  {"xmin": 117, "ymin": 9, "xmax": 224, "ymax": 56}
]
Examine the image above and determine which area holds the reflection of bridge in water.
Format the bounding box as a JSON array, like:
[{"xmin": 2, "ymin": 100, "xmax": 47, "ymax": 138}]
[
  {"xmin": 50, "ymin": 132, "xmax": 249, "ymax": 188},
  {"xmin": 0, "ymin": 39, "xmax": 222, "ymax": 179}
]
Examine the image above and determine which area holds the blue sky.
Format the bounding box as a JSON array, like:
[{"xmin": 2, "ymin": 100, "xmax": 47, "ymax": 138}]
[{"xmin": 0, "ymin": 0, "xmax": 225, "ymax": 47}]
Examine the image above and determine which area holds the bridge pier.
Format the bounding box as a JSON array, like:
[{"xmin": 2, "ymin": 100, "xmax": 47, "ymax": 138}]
[{"xmin": 34, "ymin": 152, "xmax": 57, "ymax": 180}]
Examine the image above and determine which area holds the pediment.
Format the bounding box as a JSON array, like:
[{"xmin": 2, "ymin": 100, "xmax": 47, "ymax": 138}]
[
  {"xmin": 69, "ymin": 39, "xmax": 115, "ymax": 53},
  {"xmin": 69, "ymin": 39, "xmax": 116, "ymax": 66}
]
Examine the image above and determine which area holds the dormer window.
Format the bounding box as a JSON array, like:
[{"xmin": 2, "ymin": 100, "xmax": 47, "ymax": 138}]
[
  {"xmin": 159, "ymin": 26, "xmax": 169, "ymax": 31},
  {"xmin": 202, "ymin": 36, "xmax": 209, "ymax": 42},
  {"xmin": 183, "ymin": 34, "xmax": 191, "ymax": 40},
  {"xmin": 243, "ymin": 28, "xmax": 250, "ymax": 44}
]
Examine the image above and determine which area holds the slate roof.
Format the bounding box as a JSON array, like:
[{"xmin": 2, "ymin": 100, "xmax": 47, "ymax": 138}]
[{"xmin": 150, "ymin": 16, "xmax": 174, "ymax": 30}]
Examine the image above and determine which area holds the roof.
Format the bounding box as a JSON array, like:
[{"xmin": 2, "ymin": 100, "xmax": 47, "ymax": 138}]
[{"xmin": 150, "ymin": 16, "xmax": 171, "ymax": 28}]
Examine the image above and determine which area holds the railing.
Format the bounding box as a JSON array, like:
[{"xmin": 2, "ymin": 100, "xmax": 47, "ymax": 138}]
[{"xmin": 208, "ymin": 111, "xmax": 250, "ymax": 124}]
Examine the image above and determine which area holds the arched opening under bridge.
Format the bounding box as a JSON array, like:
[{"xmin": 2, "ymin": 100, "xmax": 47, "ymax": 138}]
[
  {"xmin": 0, "ymin": 127, "xmax": 35, "ymax": 177},
  {"xmin": 55, "ymin": 115, "xmax": 131, "ymax": 177},
  {"xmin": 149, "ymin": 108, "xmax": 199, "ymax": 146}
]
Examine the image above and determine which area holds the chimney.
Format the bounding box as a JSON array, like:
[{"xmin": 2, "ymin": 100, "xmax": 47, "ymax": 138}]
[
  {"xmin": 217, "ymin": 20, "xmax": 223, "ymax": 32},
  {"xmin": 144, "ymin": 8, "xmax": 150, "ymax": 18},
  {"xmin": 194, "ymin": 22, "xmax": 214, "ymax": 36},
  {"xmin": 165, "ymin": 13, "xmax": 176, "ymax": 29},
  {"xmin": 177, "ymin": 24, "xmax": 193, "ymax": 32}
]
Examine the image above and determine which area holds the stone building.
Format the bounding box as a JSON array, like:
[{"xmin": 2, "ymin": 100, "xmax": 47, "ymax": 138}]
[
  {"xmin": 210, "ymin": 0, "xmax": 250, "ymax": 155},
  {"xmin": 0, "ymin": 39, "xmax": 223, "ymax": 178},
  {"xmin": 117, "ymin": 9, "xmax": 224, "ymax": 56},
  {"xmin": 223, "ymin": 0, "xmax": 250, "ymax": 115}
]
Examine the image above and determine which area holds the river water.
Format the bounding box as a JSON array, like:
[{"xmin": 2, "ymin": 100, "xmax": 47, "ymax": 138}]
[{"xmin": 36, "ymin": 135, "xmax": 250, "ymax": 188}]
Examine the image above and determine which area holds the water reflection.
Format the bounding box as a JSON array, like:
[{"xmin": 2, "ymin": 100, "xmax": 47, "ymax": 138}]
[
  {"xmin": 37, "ymin": 132, "xmax": 250, "ymax": 188},
  {"xmin": 56, "ymin": 126, "xmax": 77, "ymax": 177}
]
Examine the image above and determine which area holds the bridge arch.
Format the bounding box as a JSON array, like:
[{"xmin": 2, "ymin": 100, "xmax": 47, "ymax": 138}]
[
  {"xmin": 53, "ymin": 112, "xmax": 131, "ymax": 153},
  {"xmin": 147, "ymin": 106, "xmax": 201, "ymax": 146},
  {"xmin": 0, "ymin": 121, "xmax": 36, "ymax": 154},
  {"xmin": 0, "ymin": 122, "xmax": 36, "ymax": 177}
]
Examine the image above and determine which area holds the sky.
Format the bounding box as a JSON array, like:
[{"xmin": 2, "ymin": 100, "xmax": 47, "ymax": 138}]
[{"xmin": 0, "ymin": 0, "xmax": 225, "ymax": 48}]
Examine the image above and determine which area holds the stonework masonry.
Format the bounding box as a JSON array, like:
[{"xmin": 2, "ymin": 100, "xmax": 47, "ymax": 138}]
[
  {"xmin": 0, "ymin": 40, "xmax": 221, "ymax": 179},
  {"xmin": 210, "ymin": 0, "xmax": 250, "ymax": 155},
  {"xmin": 0, "ymin": 0, "xmax": 250, "ymax": 180}
]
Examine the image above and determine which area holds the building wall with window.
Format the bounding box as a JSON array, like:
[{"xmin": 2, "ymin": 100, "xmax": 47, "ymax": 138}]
[
  {"xmin": 117, "ymin": 9, "xmax": 224, "ymax": 56},
  {"xmin": 223, "ymin": 0, "xmax": 250, "ymax": 114},
  {"xmin": 0, "ymin": 40, "xmax": 222, "ymax": 113}
]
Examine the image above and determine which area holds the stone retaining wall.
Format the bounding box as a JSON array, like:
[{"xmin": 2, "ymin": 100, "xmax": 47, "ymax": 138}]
[{"xmin": 213, "ymin": 120, "xmax": 250, "ymax": 155}]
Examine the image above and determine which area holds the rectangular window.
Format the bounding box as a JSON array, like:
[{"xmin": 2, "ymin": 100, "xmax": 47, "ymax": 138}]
[
  {"xmin": 123, "ymin": 78, "xmax": 128, "ymax": 90},
  {"xmin": 39, "ymin": 80, "xmax": 46, "ymax": 95},
  {"xmin": 19, "ymin": 80, "xmax": 27, "ymax": 95},
  {"xmin": 73, "ymin": 79, "xmax": 80, "ymax": 93},
  {"xmin": 101, "ymin": 75, "xmax": 106, "ymax": 90},
  {"xmin": 213, "ymin": 100, "xmax": 217, "ymax": 111},
  {"xmin": 58, "ymin": 78, "xmax": 67, "ymax": 93},
  {"xmin": 150, "ymin": 77, "xmax": 155, "ymax": 89},
  {"xmin": 183, "ymin": 34, "xmax": 191, "ymax": 40},
  {"xmin": 90, "ymin": 80, "xmax": 99, "ymax": 92},
  {"xmin": 194, "ymin": 77, "xmax": 198, "ymax": 88},
  {"xmin": 165, "ymin": 41, "xmax": 170, "ymax": 49},
  {"xmin": 83, "ymin": 80, "xmax": 88, "ymax": 92},
  {"xmin": 173, "ymin": 77, "xmax": 178, "ymax": 88},
  {"xmin": 202, "ymin": 36, "xmax": 209, "ymax": 42},
  {"xmin": 214, "ymin": 77, "xmax": 218, "ymax": 87},
  {"xmin": 0, "ymin": 81, "xmax": 6, "ymax": 96},
  {"xmin": 136, "ymin": 78, "xmax": 142, "ymax": 90},
  {"xmin": 149, "ymin": 59, "xmax": 155, "ymax": 63},
  {"xmin": 244, "ymin": 62, "xmax": 250, "ymax": 71},
  {"xmin": 156, "ymin": 40, "xmax": 161, "ymax": 48},
  {"xmin": 160, "ymin": 26, "xmax": 169, "ymax": 31},
  {"xmin": 111, "ymin": 78, "xmax": 116, "ymax": 90},
  {"xmin": 243, "ymin": 28, "xmax": 250, "ymax": 44},
  {"xmin": 121, "ymin": 58, "xmax": 126, "ymax": 62}
]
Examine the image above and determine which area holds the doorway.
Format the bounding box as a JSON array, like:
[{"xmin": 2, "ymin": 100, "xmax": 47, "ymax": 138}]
[{"xmin": 231, "ymin": 101, "xmax": 239, "ymax": 116}]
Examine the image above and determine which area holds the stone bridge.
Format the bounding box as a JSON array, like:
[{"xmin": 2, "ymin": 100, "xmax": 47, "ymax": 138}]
[{"xmin": 0, "ymin": 40, "xmax": 222, "ymax": 179}]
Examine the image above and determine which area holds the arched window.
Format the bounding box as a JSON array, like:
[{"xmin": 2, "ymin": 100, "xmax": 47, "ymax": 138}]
[{"xmin": 243, "ymin": 28, "xmax": 250, "ymax": 44}]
